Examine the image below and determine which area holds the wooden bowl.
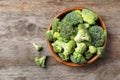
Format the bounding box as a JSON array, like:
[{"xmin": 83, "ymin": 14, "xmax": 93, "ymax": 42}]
[{"xmin": 47, "ymin": 6, "xmax": 107, "ymax": 67}]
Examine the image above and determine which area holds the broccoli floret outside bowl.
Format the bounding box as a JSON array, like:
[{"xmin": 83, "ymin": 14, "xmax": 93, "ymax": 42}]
[{"xmin": 46, "ymin": 6, "xmax": 107, "ymax": 67}]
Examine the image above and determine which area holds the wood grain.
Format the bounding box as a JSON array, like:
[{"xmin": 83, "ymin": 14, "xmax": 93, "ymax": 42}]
[{"xmin": 0, "ymin": 0, "xmax": 120, "ymax": 80}]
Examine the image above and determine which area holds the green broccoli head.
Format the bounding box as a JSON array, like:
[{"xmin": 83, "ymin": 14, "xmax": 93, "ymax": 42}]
[
  {"xmin": 46, "ymin": 30, "xmax": 55, "ymax": 41},
  {"xmin": 84, "ymin": 23, "xmax": 90, "ymax": 28},
  {"xmin": 84, "ymin": 51, "xmax": 93, "ymax": 60},
  {"xmin": 97, "ymin": 47, "xmax": 104, "ymax": 56},
  {"xmin": 59, "ymin": 22, "xmax": 74, "ymax": 41},
  {"xmin": 63, "ymin": 10, "xmax": 83, "ymax": 25},
  {"xmin": 52, "ymin": 18, "xmax": 60, "ymax": 32},
  {"xmin": 81, "ymin": 9, "xmax": 98, "ymax": 25},
  {"xmin": 70, "ymin": 52, "xmax": 86, "ymax": 64},
  {"xmin": 52, "ymin": 40, "xmax": 76, "ymax": 56},
  {"xmin": 88, "ymin": 46, "xmax": 96, "ymax": 54},
  {"xmin": 52, "ymin": 41, "xmax": 63, "ymax": 53},
  {"xmin": 84, "ymin": 45, "xmax": 96, "ymax": 60},
  {"xmin": 63, "ymin": 40, "xmax": 76, "ymax": 56},
  {"xmin": 34, "ymin": 56, "xmax": 47, "ymax": 68},
  {"xmin": 74, "ymin": 26, "xmax": 91, "ymax": 43},
  {"xmin": 75, "ymin": 43, "xmax": 87, "ymax": 54},
  {"xmin": 58, "ymin": 53, "xmax": 69, "ymax": 61},
  {"xmin": 88, "ymin": 25, "xmax": 106, "ymax": 47},
  {"xmin": 53, "ymin": 32, "xmax": 60, "ymax": 39}
]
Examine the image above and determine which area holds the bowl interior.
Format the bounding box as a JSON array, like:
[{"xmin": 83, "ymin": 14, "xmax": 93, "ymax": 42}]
[{"xmin": 47, "ymin": 6, "xmax": 107, "ymax": 67}]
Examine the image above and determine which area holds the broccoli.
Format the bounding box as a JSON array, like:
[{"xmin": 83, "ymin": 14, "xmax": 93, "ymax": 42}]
[
  {"xmin": 52, "ymin": 18, "xmax": 60, "ymax": 32},
  {"xmin": 97, "ymin": 47, "xmax": 104, "ymax": 56},
  {"xmin": 88, "ymin": 46, "xmax": 96, "ymax": 54},
  {"xmin": 58, "ymin": 53, "xmax": 69, "ymax": 61},
  {"xmin": 81, "ymin": 9, "xmax": 98, "ymax": 25},
  {"xmin": 63, "ymin": 10, "xmax": 83, "ymax": 25},
  {"xmin": 52, "ymin": 40, "xmax": 76, "ymax": 61},
  {"xmin": 52, "ymin": 40, "xmax": 76, "ymax": 56},
  {"xmin": 59, "ymin": 22, "xmax": 74, "ymax": 41},
  {"xmin": 84, "ymin": 45, "xmax": 96, "ymax": 60},
  {"xmin": 70, "ymin": 52, "xmax": 86, "ymax": 64},
  {"xmin": 52, "ymin": 41, "xmax": 63, "ymax": 53},
  {"xmin": 34, "ymin": 56, "xmax": 47, "ymax": 68},
  {"xmin": 74, "ymin": 26, "xmax": 91, "ymax": 43},
  {"xmin": 32, "ymin": 43, "xmax": 42, "ymax": 51},
  {"xmin": 46, "ymin": 9, "xmax": 106, "ymax": 64},
  {"xmin": 84, "ymin": 51, "xmax": 93, "ymax": 60},
  {"xmin": 63, "ymin": 40, "xmax": 76, "ymax": 56},
  {"xmin": 84, "ymin": 23, "xmax": 90, "ymax": 28},
  {"xmin": 88, "ymin": 25, "xmax": 106, "ymax": 47},
  {"xmin": 53, "ymin": 32, "xmax": 61, "ymax": 40},
  {"xmin": 75, "ymin": 43, "xmax": 87, "ymax": 54},
  {"xmin": 46, "ymin": 30, "xmax": 55, "ymax": 41}
]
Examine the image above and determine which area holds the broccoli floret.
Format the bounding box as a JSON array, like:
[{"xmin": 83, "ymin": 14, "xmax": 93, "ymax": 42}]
[
  {"xmin": 84, "ymin": 23, "xmax": 90, "ymax": 28},
  {"xmin": 32, "ymin": 43, "xmax": 42, "ymax": 51},
  {"xmin": 74, "ymin": 26, "xmax": 91, "ymax": 43},
  {"xmin": 46, "ymin": 30, "xmax": 55, "ymax": 41},
  {"xmin": 78, "ymin": 24, "xmax": 85, "ymax": 28},
  {"xmin": 84, "ymin": 45, "xmax": 96, "ymax": 60},
  {"xmin": 81, "ymin": 9, "xmax": 98, "ymax": 25},
  {"xmin": 63, "ymin": 40, "xmax": 76, "ymax": 56},
  {"xmin": 34, "ymin": 56, "xmax": 47, "ymax": 68},
  {"xmin": 70, "ymin": 52, "xmax": 86, "ymax": 64},
  {"xmin": 52, "ymin": 18, "xmax": 60, "ymax": 32},
  {"xmin": 52, "ymin": 41, "xmax": 63, "ymax": 53},
  {"xmin": 53, "ymin": 32, "xmax": 60, "ymax": 39},
  {"xmin": 84, "ymin": 51, "xmax": 93, "ymax": 60},
  {"xmin": 58, "ymin": 53, "xmax": 69, "ymax": 61},
  {"xmin": 52, "ymin": 40, "xmax": 76, "ymax": 61},
  {"xmin": 88, "ymin": 25, "xmax": 106, "ymax": 47},
  {"xmin": 75, "ymin": 43, "xmax": 87, "ymax": 54},
  {"xmin": 52, "ymin": 40, "xmax": 76, "ymax": 56},
  {"xmin": 59, "ymin": 22, "xmax": 74, "ymax": 41},
  {"xmin": 88, "ymin": 46, "xmax": 96, "ymax": 54},
  {"xmin": 97, "ymin": 47, "xmax": 104, "ymax": 56},
  {"xmin": 63, "ymin": 10, "xmax": 83, "ymax": 25}
]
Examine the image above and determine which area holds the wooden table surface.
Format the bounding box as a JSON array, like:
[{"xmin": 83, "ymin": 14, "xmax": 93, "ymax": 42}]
[{"xmin": 0, "ymin": 0, "xmax": 120, "ymax": 80}]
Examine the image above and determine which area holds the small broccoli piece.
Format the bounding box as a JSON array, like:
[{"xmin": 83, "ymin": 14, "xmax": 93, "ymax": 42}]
[
  {"xmin": 53, "ymin": 32, "xmax": 60, "ymax": 39},
  {"xmin": 70, "ymin": 52, "xmax": 86, "ymax": 64},
  {"xmin": 78, "ymin": 24, "xmax": 85, "ymax": 28},
  {"xmin": 33, "ymin": 43, "xmax": 42, "ymax": 51},
  {"xmin": 34, "ymin": 56, "xmax": 47, "ymax": 68},
  {"xmin": 84, "ymin": 52, "xmax": 93, "ymax": 60},
  {"xmin": 88, "ymin": 25, "xmax": 106, "ymax": 47},
  {"xmin": 81, "ymin": 9, "xmax": 98, "ymax": 25},
  {"xmin": 52, "ymin": 18, "xmax": 60, "ymax": 32},
  {"xmin": 88, "ymin": 46, "xmax": 96, "ymax": 54},
  {"xmin": 74, "ymin": 26, "xmax": 91, "ymax": 43},
  {"xmin": 53, "ymin": 32, "xmax": 68, "ymax": 42},
  {"xmin": 84, "ymin": 23, "xmax": 90, "ymax": 28},
  {"xmin": 46, "ymin": 30, "xmax": 55, "ymax": 41},
  {"xmin": 84, "ymin": 45, "xmax": 96, "ymax": 60},
  {"xmin": 97, "ymin": 47, "xmax": 104, "ymax": 56},
  {"xmin": 75, "ymin": 43, "xmax": 87, "ymax": 54},
  {"xmin": 52, "ymin": 41, "xmax": 63, "ymax": 53},
  {"xmin": 63, "ymin": 10, "xmax": 83, "ymax": 25},
  {"xmin": 58, "ymin": 53, "xmax": 69, "ymax": 61}
]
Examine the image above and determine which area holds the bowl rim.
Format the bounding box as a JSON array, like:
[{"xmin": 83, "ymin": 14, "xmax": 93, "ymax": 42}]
[{"xmin": 47, "ymin": 6, "xmax": 107, "ymax": 67}]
